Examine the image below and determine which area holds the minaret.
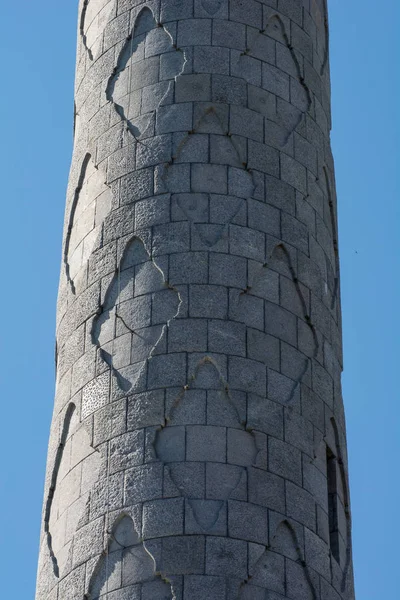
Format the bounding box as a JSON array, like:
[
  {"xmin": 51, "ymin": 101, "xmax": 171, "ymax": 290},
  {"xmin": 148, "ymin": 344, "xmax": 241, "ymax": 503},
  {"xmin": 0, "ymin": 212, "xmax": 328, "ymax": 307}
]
[{"xmin": 36, "ymin": 1, "xmax": 355, "ymax": 599}]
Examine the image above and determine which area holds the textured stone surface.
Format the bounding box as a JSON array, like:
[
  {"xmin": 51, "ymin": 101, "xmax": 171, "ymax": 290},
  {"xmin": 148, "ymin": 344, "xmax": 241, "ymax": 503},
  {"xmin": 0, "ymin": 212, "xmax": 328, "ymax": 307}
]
[{"xmin": 36, "ymin": 1, "xmax": 355, "ymax": 599}]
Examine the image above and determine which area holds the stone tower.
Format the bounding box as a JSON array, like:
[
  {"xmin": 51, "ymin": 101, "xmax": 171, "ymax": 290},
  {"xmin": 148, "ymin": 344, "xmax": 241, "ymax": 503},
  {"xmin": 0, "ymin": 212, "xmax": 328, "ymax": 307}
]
[{"xmin": 36, "ymin": 1, "xmax": 355, "ymax": 599}]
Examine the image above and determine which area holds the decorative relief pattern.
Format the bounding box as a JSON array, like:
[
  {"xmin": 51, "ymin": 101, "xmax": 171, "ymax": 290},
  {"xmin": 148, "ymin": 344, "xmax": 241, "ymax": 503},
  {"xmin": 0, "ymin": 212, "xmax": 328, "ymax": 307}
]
[
  {"xmin": 155, "ymin": 359, "xmax": 257, "ymax": 531},
  {"xmin": 46, "ymin": 404, "xmax": 101, "ymax": 578},
  {"xmin": 64, "ymin": 154, "xmax": 112, "ymax": 294},
  {"xmin": 91, "ymin": 235, "xmax": 180, "ymax": 391},
  {"xmin": 106, "ymin": 7, "xmax": 185, "ymax": 141},
  {"xmin": 86, "ymin": 515, "xmax": 172, "ymax": 600},
  {"xmin": 80, "ymin": 0, "xmax": 115, "ymax": 61},
  {"xmin": 240, "ymin": 521, "xmax": 318, "ymax": 599}
]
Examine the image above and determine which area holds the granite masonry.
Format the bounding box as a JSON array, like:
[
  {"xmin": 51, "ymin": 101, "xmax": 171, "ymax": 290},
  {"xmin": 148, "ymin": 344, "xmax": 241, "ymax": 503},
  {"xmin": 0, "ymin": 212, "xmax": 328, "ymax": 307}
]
[{"xmin": 36, "ymin": 1, "xmax": 355, "ymax": 599}]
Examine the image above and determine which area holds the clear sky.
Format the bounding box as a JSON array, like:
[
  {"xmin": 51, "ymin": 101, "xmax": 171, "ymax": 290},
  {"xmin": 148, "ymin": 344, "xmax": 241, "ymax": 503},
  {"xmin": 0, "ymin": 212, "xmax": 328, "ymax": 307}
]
[{"xmin": 0, "ymin": 1, "xmax": 398, "ymax": 597}]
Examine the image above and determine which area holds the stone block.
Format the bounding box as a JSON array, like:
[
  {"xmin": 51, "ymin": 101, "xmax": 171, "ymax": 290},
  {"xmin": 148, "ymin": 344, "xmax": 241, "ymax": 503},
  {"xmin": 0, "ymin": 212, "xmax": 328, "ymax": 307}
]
[
  {"xmin": 176, "ymin": 74, "xmax": 211, "ymax": 102},
  {"xmin": 212, "ymin": 74, "xmax": 247, "ymax": 106},
  {"xmin": 206, "ymin": 536, "xmax": 248, "ymax": 578},
  {"xmin": 248, "ymin": 262, "xmax": 280, "ymax": 303},
  {"xmin": 72, "ymin": 517, "xmax": 104, "ymax": 567},
  {"xmin": 248, "ymin": 84, "xmax": 276, "ymax": 120},
  {"xmin": 136, "ymin": 135, "xmax": 172, "ymax": 169},
  {"xmin": 230, "ymin": 0, "xmax": 262, "ymax": 28},
  {"xmin": 281, "ymin": 153, "xmax": 307, "ymax": 194},
  {"xmin": 228, "ymin": 500, "xmax": 269, "ymax": 545},
  {"xmin": 191, "ymin": 163, "xmax": 228, "ymax": 194},
  {"xmin": 168, "ymin": 319, "xmax": 208, "ymax": 353},
  {"xmin": 247, "ymin": 328, "xmax": 280, "ymax": 370},
  {"xmin": 286, "ymin": 559, "xmax": 319, "ymax": 600},
  {"xmin": 156, "ymin": 103, "xmax": 193, "ymax": 134},
  {"xmin": 124, "ymin": 463, "xmax": 163, "ymax": 504},
  {"xmin": 212, "ymin": 19, "xmax": 245, "ymax": 50},
  {"xmin": 280, "ymin": 275, "xmax": 309, "ymax": 319},
  {"xmin": 247, "ymin": 394, "xmax": 284, "ymax": 438},
  {"xmin": 262, "ymin": 62, "xmax": 290, "ymax": 101},
  {"xmin": 286, "ymin": 481, "xmax": 316, "ymax": 531},
  {"xmin": 227, "ymin": 428, "xmax": 257, "ymax": 467},
  {"xmin": 269, "ymin": 436, "xmax": 302, "ymax": 485},
  {"xmin": 231, "ymin": 51, "xmax": 262, "ymax": 86},
  {"xmin": 135, "ymin": 194, "xmax": 171, "ymax": 229},
  {"xmin": 185, "ymin": 499, "xmax": 227, "ymax": 535},
  {"xmin": 194, "ymin": 46, "xmax": 230, "ymax": 74},
  {"xmin": 248, "ymin": 467, "xmax": 285, "ymax": 512},
  {"xmin": 210, "ymin": 135, "xmax": 242, "ymax": 167},
  {"xmin": 156, "ymin": 425, "xmax": 186, "ymax": 462},
  {"xmin": 248, "ymin": 199, "xmax": 281, "ymax": 236},
  {"xmin": 230, "ymin": 225, "xmax": 265, "ymax": 261},
  {"xmin": 209, "ymin": 253, "xmax": 246, "ymax": 288},
  {"xmin": 249, "ymin": 548, "xmax": 285, "ymax": 595},
  {"xmin": 294, "ymin": 132, "xmax": 318, "ymax": 174},
  {"xmin": 178, "ymin": 19, "xmax": 212, "ymax": 46},
  {"xmin": 229, "ymin": 289, "xmax": 264, "ymax": 331},
  {"xmin": 142, "ymin": 498, "xmax": 185, "ymax": 538},
  {"xmin": 186, "ymin": 425, "xmax": 226, "ymax": 462},
  {"xmin": 161, "ymin": 536, "xmax": 205, "ymax": 575},
  {"xmin": 264, "ymin": 301, "xmax": 297, "ymax": 345},
  {"xmin": 304, "ymin": 527, "xmax": 331, "ymax": 579},
  {"xmin": 312, "ymin": 360, "xmax": 334, "ymax": 406},
  {"xmin": 109, "ymin": 429, "xmax": 145, "ymax": 473},
  {"xmin": 152, "ymin": 222, "xmax": 190, "ymax": 255},
  {"xmin": 161, "ymin": 0, "xmax": 194, "ymax": 21},
  {"xmin": 282, "ymin": 212, "xmax": 309, "ymax": 254},
  {"xmin": 189, "ymin": 285, "xmax": 228, "ymax": 319},
  {"xmin": 229, "ymin": 356, "xmax": 267, "ymax": 396},
  {"xmin": 147, "ymin": 353, "xmax": 187, "ymax": 389},
  {"xmin": 170, "ymin": 252, "xmax": 208, "ymax": 284},
  {"xmin": 265, "ymin": 174, "xmax": 296, "ymax": 214},
  {"xmin": 206, "ymin": 462, "xmax": 246, "ymax": 501},
  {"xmin": 208, "ymin": 320, "xmax": 246, "ymax": 357},
  {"xmin": 248, "ymin": 140, "xmax": 280, "ymax": 177},
  {"xmin": 173, "ymin": 134, "xmax": 209, "ymax": 163},
  {"xmin": 281, "ymin": 341, "xmax": 311, "ymax": 387},
  {"xmin": 119, "ymin": 168, "xmax": 154, "ymax": 204},
  {"xmin": 278, "ymin": 0, "xmax": 303, "ymax": 25},
  {"xmin": 184, "ymin": 575, "xmax": 226, "ymax": 600},
  {"xmin": 166, "ymin": 388, "xmax": 206, "ymax": 425}
]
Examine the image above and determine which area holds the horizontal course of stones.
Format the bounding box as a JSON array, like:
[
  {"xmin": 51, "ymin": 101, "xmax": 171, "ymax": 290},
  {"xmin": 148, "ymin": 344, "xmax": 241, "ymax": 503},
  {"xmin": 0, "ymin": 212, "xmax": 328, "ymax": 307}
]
[{"xmin": 36, "ymin": 1, "xmax": 355, "ymax": 600}]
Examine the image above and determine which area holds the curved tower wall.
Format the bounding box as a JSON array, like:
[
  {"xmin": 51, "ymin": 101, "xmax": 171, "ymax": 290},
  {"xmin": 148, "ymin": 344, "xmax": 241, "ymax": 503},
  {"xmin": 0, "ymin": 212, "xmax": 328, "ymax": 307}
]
[{"xmin": 36, "ymin": 1, "xmax": 355, "ymax": 599}]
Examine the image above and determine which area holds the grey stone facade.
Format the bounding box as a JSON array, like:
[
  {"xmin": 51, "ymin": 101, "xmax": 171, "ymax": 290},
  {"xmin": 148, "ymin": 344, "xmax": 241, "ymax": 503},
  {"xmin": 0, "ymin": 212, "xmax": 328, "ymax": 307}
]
[{"xmin": 36, "ymin": 1, "xmax": 355, "ymax": 599}]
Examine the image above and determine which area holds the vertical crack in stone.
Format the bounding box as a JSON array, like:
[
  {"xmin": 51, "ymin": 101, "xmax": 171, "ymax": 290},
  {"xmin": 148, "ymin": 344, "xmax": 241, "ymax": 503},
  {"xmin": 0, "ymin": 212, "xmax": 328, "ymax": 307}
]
[
  {"xmin": 44, "ymin": 404, "xmax": 76, "ymax": 578},
  {"xmin": 45, "ymin": 403, "xmax": 101, "ymax": 579},
  {"xmin": 80, "ymin": 0, "xmax": 115, "ymax": 62},
  {"xmin": 320, "ymin": 0, "xmax": 330, "ymax": 76},
  {"xmin": 324, "ymin": 166, "xmax": 340, "ymax": 310},
  {"xmin": 64, "ymin": 154, "xmax": 91, "ymax": 295},
  {"xmin": 330, "ymin": 418, "xmax": 352, "ymax": 592},
  {"xmin": 80, "ymin": 0, "xmax": 93, "ymax": 61}
]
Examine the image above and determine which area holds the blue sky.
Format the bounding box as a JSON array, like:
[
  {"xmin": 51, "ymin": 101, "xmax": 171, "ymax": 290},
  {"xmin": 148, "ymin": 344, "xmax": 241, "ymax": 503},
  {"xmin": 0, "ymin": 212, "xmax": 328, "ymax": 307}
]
[{"xmin": 0, "ymin": 1, "xmax": 398, "ymax": 597}]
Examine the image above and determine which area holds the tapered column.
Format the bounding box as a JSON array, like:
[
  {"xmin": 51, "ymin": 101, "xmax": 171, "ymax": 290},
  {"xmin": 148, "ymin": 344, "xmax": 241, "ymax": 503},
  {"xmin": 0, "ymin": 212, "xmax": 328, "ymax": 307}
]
[{"xmin": 36, "ymin": 1, "xmax": 355, "ymax": 599}]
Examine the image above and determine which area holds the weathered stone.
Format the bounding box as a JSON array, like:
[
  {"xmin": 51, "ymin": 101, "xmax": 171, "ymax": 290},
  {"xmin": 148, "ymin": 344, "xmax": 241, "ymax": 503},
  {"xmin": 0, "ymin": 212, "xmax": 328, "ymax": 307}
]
[{"xmin": 37, "ymin": 2, "xmax": 354, "ymax": 599}]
